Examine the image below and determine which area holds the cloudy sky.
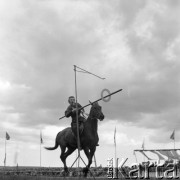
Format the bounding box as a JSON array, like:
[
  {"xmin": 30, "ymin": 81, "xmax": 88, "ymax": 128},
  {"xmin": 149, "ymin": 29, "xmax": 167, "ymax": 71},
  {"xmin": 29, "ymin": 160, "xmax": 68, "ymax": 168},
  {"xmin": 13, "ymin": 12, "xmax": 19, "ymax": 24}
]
[{"xmin": 0, "ymin": 0, "xmax": 180, "ymax": 167}]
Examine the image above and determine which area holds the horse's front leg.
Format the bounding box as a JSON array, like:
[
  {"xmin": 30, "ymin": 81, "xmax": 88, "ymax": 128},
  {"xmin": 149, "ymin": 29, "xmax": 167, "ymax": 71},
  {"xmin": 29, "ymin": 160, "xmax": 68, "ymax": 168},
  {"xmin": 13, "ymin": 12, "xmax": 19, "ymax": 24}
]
[
  {"xmin": 83, "ymin": 147, "xmax": 91, "ymax": 176},
  {"xmin": 89, "ymin": 147, "xmax": 96, "ymax": 168},
  {"xmin": 83, "ymin": 147, "xmax": 96, "ymax": 177}
]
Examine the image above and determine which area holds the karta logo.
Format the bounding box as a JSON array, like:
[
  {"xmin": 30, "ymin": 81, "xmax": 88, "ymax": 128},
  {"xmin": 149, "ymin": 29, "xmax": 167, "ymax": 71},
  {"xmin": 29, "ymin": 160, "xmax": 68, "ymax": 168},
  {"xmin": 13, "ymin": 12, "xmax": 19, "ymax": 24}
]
[
  {"xmin": 107, "ymin": 158, "xmax": 180, "ymax": 179},
  {"xmin": 107, "ymin": 158, "xmax": 129, "ymax": 179}
]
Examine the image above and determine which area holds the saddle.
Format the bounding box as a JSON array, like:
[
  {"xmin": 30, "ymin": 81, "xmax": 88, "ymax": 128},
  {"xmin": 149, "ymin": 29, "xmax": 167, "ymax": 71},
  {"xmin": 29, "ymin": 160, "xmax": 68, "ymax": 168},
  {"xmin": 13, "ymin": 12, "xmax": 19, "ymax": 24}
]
[
  {"xmin": 71, "ymin": 122, "xmax": 84, "ymax": 137},
  {"xmin": 70, "ymin": 125, "xmax": 84, "ymax": 150}
]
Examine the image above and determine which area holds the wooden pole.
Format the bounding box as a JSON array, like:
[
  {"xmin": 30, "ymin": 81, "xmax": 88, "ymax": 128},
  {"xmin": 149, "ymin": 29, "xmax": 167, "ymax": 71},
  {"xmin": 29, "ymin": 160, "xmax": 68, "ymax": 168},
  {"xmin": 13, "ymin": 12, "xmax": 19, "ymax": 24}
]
[
  {"xmin": 74, "ymin": 65, "xmax": 81, "ymax": 169},
  {"xmin": 40, "ymin": 131, "xmax": 42, "ymax": 167},
  {"xmin": 4, "ymin": 137, "xmax": 6, "ymax": 167}
]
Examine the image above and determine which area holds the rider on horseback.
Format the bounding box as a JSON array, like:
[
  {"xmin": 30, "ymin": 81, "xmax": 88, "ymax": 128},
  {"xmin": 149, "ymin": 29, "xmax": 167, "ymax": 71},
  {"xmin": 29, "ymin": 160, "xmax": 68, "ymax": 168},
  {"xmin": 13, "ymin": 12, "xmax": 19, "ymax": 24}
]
[
  {"xmin": 65, "ymin": 96, "xmax": 99, "ymax": 147},
  {"xmin": 65, "ymin": 96, "xmax": 85, "ymax": 138}
]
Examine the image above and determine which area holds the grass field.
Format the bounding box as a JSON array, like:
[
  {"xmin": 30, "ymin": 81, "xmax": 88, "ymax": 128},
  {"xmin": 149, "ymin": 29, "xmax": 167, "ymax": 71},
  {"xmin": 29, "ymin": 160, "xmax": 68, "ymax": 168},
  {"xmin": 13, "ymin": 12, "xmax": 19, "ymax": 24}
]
[
  {"xmin": 1, "ymin": 166, "xmax": 180, "ymax": 179},
  {"xmin": 0, "ymin": 166, "xmax": 108, "ymax": 179}
]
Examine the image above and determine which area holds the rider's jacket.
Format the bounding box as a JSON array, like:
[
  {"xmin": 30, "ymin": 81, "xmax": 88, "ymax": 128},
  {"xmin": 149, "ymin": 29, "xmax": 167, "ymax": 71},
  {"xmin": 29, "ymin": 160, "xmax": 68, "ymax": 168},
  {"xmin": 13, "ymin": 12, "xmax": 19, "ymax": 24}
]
[{"xmin": 65, "ymin": 103, "xmax": 84, "ymax": 123}]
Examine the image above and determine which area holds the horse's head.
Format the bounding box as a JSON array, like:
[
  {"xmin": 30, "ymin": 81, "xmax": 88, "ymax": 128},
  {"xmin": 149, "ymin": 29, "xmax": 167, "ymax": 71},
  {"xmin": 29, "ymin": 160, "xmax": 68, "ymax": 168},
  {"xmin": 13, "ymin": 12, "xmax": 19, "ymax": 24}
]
[{"xmin": 89, "ymin": 102, "xmax": 104, "ymax": 121}]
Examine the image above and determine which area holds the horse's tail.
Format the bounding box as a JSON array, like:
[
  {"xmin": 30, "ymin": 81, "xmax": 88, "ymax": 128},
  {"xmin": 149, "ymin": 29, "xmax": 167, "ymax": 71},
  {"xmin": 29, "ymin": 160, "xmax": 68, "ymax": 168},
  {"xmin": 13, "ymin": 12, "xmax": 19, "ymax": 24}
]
[{"xmin": 44, "ymin": 139, "xmax": 58, "ymax": 150}]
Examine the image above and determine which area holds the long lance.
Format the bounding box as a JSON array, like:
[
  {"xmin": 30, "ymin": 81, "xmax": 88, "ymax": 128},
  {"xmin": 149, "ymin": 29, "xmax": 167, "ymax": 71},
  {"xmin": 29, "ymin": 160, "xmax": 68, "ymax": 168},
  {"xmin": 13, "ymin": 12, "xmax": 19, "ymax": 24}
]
[{"xmin": 59, "ymin": 88, "xmax": 122, "ymax": 120}]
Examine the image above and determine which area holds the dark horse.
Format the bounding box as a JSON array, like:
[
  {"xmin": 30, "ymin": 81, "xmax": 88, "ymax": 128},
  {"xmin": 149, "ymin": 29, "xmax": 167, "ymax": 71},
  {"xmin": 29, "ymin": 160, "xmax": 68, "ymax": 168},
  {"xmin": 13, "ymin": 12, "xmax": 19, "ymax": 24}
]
[{"xmin": 45, "ymin": 102, "xmax": 104, "ymax": 176}]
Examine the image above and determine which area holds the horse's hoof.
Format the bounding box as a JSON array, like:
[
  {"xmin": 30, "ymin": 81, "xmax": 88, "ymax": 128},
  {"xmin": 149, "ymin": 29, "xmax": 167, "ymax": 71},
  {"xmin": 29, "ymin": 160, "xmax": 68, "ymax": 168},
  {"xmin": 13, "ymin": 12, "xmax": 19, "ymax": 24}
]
[
  {"xmin": 62, "ymin": 169, "xmax": 69, "ymax": 177},
  {"xmin": 83, "ymin": 167, "xmax": 88, "ymax": 177},
  {"xmin": 61, "ymin": 171, "xmax": 65, "ymax": 177}
]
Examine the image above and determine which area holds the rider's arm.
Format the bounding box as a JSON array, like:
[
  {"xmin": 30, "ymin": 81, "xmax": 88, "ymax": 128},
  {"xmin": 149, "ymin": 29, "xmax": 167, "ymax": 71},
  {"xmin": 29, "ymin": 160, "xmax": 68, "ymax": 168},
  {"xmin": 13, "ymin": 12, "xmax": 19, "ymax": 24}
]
[
  {"xmin": 78, "ymin": 103, "xmax": 85, "ymax": 114},
  {"xmin": 65, "ymin": 106, "xmax": 72, "ymax": 117}
]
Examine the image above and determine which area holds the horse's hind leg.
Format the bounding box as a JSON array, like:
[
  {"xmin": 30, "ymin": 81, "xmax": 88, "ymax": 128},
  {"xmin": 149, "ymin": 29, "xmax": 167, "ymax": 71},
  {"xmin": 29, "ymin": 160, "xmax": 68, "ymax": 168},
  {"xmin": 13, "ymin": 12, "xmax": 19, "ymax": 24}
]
[
  {"xmin": 60, "ymin": 145, "xmax": 68, "ymax": 173},
  {"xmin": 60, "ymin": 146, "xmax": 76, "ymax": 173}
]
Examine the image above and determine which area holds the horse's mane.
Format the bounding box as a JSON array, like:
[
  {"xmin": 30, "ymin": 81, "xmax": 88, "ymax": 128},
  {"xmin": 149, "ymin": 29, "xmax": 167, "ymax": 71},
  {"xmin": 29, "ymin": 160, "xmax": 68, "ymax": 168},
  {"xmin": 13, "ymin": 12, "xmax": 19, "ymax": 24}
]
[{"xmin": 85, "ymin": 103, "xmax": 100, "ymax": 130}]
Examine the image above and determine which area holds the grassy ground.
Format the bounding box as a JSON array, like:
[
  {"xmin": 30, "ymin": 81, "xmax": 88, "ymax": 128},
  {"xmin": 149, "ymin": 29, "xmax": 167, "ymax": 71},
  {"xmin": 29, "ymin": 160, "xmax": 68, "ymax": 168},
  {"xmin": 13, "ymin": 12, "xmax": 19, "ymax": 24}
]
[
  {"xmin": 0, "ymin": 166, "xmax": 108, "ymax": 178},
  {"xmin": 1, "ymin": 166, "xmax": 180, "ymax": 179}
]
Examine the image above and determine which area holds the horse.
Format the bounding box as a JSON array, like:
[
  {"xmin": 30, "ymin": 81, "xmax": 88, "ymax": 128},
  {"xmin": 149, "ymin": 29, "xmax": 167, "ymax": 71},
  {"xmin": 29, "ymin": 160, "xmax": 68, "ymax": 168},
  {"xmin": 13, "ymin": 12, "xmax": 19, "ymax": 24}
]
[{"xmin": 44, "ymin": 102, "xmax": 104, "ymax": 176}]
